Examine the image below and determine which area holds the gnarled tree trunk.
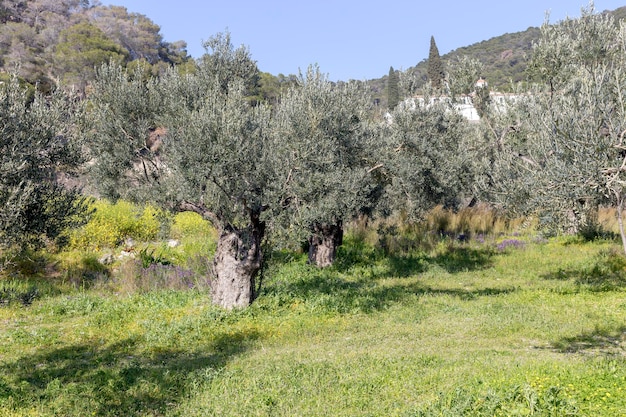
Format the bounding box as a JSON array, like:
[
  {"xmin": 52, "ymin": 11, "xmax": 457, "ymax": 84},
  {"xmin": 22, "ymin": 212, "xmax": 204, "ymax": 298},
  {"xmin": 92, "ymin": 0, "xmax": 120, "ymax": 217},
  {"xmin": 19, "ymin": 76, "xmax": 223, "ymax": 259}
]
[
  {"xmin": 565, "ymin": 199, "xmax": 599, "ymax": 237},
  {"xmin": 308, "ymin": 220, "xmax": 343, "ymax": 268},
  {"xmin": 211, "ymin": 217, "xmax": 264, "ymax": 309}
]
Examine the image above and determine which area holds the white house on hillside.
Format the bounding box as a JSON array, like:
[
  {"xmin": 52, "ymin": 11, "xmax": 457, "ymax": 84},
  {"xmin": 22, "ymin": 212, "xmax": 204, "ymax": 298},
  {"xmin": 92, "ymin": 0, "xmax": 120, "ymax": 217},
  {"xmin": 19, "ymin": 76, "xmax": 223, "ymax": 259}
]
[{"xmin": 388, "ymin": 78, "xmax": 519, "ymax": 123}]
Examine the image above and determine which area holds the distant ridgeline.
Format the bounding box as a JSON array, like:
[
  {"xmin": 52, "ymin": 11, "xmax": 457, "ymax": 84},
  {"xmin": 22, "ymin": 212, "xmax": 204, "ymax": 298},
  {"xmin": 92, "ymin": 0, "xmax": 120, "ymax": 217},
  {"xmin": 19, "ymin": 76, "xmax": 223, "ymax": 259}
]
[{"xmin": 368, "ymin": 5, "xmax": 626, "ymax": 105}]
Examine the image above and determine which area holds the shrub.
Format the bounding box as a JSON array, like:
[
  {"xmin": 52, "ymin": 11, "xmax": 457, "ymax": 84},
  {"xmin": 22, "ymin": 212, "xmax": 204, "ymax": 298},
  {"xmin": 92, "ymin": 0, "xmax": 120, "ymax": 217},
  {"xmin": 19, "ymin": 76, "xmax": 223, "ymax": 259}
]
[
  {"xmin": 70, "ymin": 200, "xmax": 168, "ymax": 250},
  {"xmin": 0, "ymin": 280, "xmax": 39, "ymax": 306},
  {"xmin": 170, "ymin": 211, "xmax": 216, "ymax": 240},
  {"xmin": 169, "ymin": 211, "xmax": 218, "ymax": 262}
]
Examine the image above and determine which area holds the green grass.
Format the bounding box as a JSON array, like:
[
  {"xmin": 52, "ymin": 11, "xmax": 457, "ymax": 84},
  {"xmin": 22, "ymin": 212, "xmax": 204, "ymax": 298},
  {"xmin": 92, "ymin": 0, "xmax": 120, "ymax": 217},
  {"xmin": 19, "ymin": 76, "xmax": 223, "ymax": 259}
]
[{"xmin": 1, "ymin": 231, "xmax": 626, "ymax": 416}]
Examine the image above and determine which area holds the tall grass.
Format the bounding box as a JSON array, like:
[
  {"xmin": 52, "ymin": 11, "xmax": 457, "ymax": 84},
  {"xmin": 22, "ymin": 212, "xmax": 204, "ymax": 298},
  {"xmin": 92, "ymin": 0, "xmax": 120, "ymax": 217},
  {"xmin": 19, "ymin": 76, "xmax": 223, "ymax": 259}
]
[
  {"xmin": 354, "ymin": 203, "xmax": 534, "ymax": 257},
  {"xmin": 598, "ymin": 206, "xmax": 626, "ymax": 238}
]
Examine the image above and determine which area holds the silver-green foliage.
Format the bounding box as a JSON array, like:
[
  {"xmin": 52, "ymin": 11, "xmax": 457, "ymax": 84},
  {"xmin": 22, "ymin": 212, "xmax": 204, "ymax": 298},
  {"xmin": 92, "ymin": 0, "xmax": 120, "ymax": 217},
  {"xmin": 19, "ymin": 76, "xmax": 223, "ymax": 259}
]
[
  {"xmin": 159, "ymin": 68, "xmax": 273, "ymax": 230},
  {"xmin": 495, "ymin": 4, "xmax": 626, "ymax": 240},
  {"xmin": 471, "ymin": 94, "xmax": 534, "ymax": 218},
  {"xmin": 199, "ymin": 31, "xmax": 260, "ymax": 98},
  {"xmin": 87, "ymin": 64, "xmax": 164, "ymax": 202},
  {"xmin": 382, "ymin": 99, "xmax": 473, "ymax": 220},
  {"xmin": 270, "ymin": 66, "xmax": 378, "ymax": 244},
  {"xmin": 446, "ymin": 56, "xmax": 484, "ymax": 99},
  {"xmin": 88, "ymin": 38, "xmax": 272, "ymax": 232},
  {"xmin": 0, "ymin": 75, "xmax": 85, "ymax": 248}
]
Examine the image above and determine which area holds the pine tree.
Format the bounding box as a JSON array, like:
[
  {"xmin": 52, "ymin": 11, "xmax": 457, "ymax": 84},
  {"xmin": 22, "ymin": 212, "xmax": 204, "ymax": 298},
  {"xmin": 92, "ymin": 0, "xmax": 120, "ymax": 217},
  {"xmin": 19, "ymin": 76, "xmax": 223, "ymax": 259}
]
[
  {"xmin": 387, "ymin": 66, "xmax": 399, "ymax": 110},
  {"xmin": 428, "ymin": 36, "xmax": 445, "ymax": 89}
]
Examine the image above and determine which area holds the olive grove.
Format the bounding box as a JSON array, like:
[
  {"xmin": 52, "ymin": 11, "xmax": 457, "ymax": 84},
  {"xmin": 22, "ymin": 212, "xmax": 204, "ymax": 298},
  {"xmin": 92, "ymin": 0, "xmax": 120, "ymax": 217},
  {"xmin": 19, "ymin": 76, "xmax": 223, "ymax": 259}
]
[
  {"xmin": 481, "ymin": 5, "xmax": 626, "ymax": 252},
  {"xmin": 82, "ymin": 4, "xmax": 626, "ymax": 310},
  {"xmin": 84, "ymin": 32, "xmax": 487, "ymax": 308}
]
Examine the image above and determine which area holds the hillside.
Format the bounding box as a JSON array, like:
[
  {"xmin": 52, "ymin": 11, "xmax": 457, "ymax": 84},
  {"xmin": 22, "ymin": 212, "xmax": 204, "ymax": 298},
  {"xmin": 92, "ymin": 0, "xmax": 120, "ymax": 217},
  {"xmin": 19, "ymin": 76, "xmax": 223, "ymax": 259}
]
[
  {"xmin": 410, "ymin": 26, "xmax": 540, "ymax": 92},
  {"xmin": 368, "ymin": 5, "xmax": 626, "ymax": 101},
  {"xmin": 0, "ymin": 1, "xmax": 191, "ymax": 91}
]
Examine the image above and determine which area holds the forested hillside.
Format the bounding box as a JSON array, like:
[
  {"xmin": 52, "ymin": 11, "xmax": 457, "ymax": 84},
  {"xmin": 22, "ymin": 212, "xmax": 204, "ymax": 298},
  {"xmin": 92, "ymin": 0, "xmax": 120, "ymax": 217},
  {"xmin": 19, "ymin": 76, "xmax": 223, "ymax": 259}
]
[
  {"xmin": 0, "ymin": 0, "xmax": 191, "ymax": 92},
  {"xmin": 408, "ymin": 26, "xmax": 540, "ymax": 92}
]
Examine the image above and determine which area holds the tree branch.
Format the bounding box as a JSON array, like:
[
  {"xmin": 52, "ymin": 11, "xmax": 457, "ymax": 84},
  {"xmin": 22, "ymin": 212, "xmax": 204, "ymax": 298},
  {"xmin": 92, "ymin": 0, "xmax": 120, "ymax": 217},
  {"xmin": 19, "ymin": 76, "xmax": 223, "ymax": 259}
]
[{"xmin": 179, "ymin": 200, "xmax": 223, "ymax": 232}]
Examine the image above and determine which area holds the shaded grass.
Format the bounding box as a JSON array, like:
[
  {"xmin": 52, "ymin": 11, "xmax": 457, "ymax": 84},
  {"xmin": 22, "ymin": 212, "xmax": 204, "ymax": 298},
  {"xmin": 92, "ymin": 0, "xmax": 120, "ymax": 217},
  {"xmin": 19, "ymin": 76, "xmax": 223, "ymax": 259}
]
[
  {"xmin": 541, "ymin": 247, "xmax": 626, "ymax": 291},
  {"xmin": 0, "ymin": 330, "xmax": 259, "ymax": 416},
  {"xmin": 552, "ymin": 324, "xmax": 626, "ymax": 356},
  {"xmin": 0, "ymin": 290, "xmax": 262, "ymax": 416}
]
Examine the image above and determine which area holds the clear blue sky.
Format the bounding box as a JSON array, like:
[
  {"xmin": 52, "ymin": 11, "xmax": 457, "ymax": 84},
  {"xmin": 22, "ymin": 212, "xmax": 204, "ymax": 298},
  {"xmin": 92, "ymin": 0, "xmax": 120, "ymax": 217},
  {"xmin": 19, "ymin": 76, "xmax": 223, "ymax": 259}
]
[{"xmin": 103, "ymin": 0, "xmax": 626, "ymax": 81}]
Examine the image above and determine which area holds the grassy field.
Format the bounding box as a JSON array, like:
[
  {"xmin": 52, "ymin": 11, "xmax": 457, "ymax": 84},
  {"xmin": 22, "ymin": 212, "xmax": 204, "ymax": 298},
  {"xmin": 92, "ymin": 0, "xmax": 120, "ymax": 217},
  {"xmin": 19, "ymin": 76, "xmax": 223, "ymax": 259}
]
[{"xmin": 1, "ymin": 211, "xmax": 626, "ymax": 415}]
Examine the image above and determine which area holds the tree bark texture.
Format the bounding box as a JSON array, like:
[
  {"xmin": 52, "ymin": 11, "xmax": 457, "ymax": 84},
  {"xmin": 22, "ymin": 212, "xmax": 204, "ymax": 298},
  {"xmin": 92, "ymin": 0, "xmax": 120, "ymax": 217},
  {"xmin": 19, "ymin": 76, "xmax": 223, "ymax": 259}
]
[
  {"xmin": 211, "ymin": 222, "xmax": 263, "ymax": 309},
  {"xmin": 565, "ymin": 200, "xmax": 598, "ymax": 236},
  {"xmin": 308, "ymin": 221, "xmax": 343, "ymax": 268}
]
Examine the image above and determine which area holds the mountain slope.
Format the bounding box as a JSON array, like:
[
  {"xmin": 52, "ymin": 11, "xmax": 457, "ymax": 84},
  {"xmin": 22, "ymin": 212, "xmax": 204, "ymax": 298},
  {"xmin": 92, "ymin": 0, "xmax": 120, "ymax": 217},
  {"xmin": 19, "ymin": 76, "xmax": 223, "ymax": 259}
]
[{"xmin": 368, "ymin": 5, "xmax": 626, "ymax": 101}]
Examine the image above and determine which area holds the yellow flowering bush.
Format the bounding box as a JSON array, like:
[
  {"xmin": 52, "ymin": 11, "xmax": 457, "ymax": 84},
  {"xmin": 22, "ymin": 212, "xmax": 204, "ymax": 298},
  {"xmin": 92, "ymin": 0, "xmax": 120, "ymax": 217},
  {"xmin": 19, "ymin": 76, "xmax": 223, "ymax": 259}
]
[{"xmin": 70, "ymin": 200, "xmax": 167, "ymax": 250}]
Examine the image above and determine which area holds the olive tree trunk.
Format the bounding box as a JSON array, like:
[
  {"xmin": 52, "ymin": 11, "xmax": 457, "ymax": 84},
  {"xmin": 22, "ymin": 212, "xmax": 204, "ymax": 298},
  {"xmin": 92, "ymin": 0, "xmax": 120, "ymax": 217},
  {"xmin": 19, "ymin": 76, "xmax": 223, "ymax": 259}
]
[
  {"xmin": 307, "ymin": 220, "xmax": 343, "ymax": 268},
  {"xmin": 211, "ymin": 221, "xmax": 264, "ymax": 309}
]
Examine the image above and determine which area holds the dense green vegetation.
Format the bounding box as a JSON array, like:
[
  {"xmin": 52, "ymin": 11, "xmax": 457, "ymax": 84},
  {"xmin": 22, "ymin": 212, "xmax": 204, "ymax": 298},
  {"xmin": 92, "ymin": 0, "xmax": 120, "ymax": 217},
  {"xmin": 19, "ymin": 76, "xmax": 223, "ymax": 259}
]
[
  {"xmin": 427, "ymin": 36, "xmax": 445, "ymax": 90},
  {"xmin": 0, "ymin": 0, "xmax": 192, "ymax": 92},
  {"xmin": 0, "ymin": 75, "xmax": 87, "ymax": 251},
  {"xmin": 387, "ymin": 66, "xmax": 399, "ymax": 110}
]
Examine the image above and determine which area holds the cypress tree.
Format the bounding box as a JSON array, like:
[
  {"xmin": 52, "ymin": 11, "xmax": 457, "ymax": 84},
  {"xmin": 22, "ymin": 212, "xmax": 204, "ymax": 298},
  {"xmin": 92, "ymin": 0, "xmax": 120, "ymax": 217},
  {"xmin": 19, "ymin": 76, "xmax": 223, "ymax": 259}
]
[
  {"xmin": 428, "ymin": 36, "xmax": 445, "ymax": 89},
  {"xmin": 387, "ymin": 66, "xmax": 399, "ymax": 110}
]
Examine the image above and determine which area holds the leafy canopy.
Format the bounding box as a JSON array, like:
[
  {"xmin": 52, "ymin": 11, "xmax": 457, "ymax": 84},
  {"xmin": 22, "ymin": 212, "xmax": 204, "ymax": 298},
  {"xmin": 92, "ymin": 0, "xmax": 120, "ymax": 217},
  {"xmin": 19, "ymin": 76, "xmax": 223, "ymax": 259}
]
[{"xmin": 0, "ymin": 75, "xmax": 86, "ymax": 249}]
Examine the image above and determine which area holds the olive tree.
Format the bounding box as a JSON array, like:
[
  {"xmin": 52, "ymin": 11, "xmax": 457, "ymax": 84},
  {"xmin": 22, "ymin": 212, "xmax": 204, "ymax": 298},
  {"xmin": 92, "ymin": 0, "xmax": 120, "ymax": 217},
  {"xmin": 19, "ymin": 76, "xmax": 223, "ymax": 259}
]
[
  {"xmin": 0, "ymin": 75, "xmax": 86, "ymax": 252},
  {"xmin": 495, "ymin": 4, "xmax": 626, "ymax": 247},
  {"xmin": 380, "ymin": 98, "xmax": 474, "ymax": 223},
  {"xmin": 87, "ymin": 34, "xmax": 274, "ymax": 309},
  {"xmin": 86, "ymin": 63, "xmax": 165, "ymax": 203},
  {"xmin": 159, "ymin": 73, "xmax": 273, "ymax": 309},
  {"xmin": 271, "ymin": 66, "xmax": 379, "ymax": 267}
]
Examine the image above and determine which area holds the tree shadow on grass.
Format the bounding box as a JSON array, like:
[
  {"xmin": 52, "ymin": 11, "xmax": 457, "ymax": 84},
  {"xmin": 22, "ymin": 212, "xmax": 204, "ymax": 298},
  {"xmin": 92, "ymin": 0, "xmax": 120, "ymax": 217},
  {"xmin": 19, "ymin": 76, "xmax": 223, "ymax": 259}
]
[
  {"xmin": 541, "ymin": 250, "xmax": 626, "ymax": 291},
  {"xmin": 0, "ymin": 329, "xmax": 259, "ymax": 416},
  {"xmin": 263, "ymin": 269, "xmax": 516, "ymax": 314},
  {"xmin": 262, "ymin": 243, "xmax": 502, "ymax": 313},
  {"xmin": 333, "ymin": 242, "xmax": 495, "ymax": 278},
  {"xmin": 258, "ymin": 239, "xmax": 511, "ymax": 317},
  {"xmin": 429, "ymin": 246, "xmax": 496, "ymax": 274},
  {"xmin": 551, "ymin": 325, "xmax": 626, "ymax": 357}
]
